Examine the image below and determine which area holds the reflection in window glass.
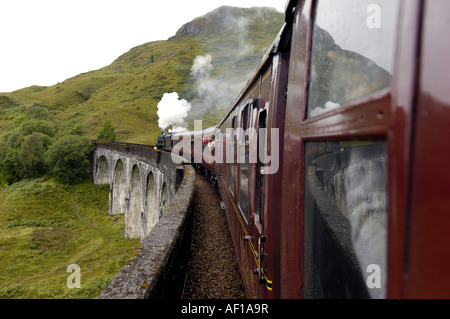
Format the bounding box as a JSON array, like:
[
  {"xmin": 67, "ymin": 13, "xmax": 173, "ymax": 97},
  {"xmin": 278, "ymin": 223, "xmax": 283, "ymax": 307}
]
[
  {"xmin": 239, "ymin": 149, "xmax": 249, "ymax": 220},
  {"xmin": 256, "ymin": 110, "xmax": 267, "ymax": 226},
  {"xmin": 229, "ymin": 117, "xmax": 236, "ymax": 193},
  {"xmin": 303, "ymin": 141, "xmax": 387, "ymax": 299},
  {"xmin": 239, "ymin": 106, "xmax": 250, "ymax": 220},
  {"xmin": 307, "ymin": 0, "xmax": 399, "ymax": 118}
]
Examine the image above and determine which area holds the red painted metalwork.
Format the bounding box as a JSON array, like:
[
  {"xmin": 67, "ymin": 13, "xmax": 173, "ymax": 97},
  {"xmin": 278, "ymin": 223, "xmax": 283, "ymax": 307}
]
[
  {"xmin": 387, "ymin": 0, "xmax": 422, "ymax": 299},
  {"xmin": 404, "ymin": 0, "xmax": 450, "ymax": 298}
]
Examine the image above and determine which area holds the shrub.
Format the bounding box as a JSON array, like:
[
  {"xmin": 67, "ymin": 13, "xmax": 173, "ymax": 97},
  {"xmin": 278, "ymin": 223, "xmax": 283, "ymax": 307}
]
[
  {"xmin": 46, "ymin": 135, "xmax": 94, "ymax": 184},
  {"xmin": 27, "ymin": 103, "xmax": 52, "ymax": 120},
  {"xmin": 0, "ymin": 148, "xmax": 22, "ymax": 185},
  {"xmin": 20, "ymin": 119, "xmax": 58, "ymax": 138},
  {"xmin": 97, "ymin": 120, "xmax": 117, "ymax": 142},
  {"xmin": 63, "ymin": 120, "xmax": 87, "ymax": 137},
  {"xmin": 6, "ymin": 130, "xmax": 24, "ymax": 149}
]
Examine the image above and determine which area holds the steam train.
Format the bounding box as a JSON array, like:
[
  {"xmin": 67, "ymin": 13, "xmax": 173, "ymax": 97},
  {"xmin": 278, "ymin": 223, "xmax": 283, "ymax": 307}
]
[{"xmin": 156, "ymin": 0, "xmax": 450, "ymax": 299}]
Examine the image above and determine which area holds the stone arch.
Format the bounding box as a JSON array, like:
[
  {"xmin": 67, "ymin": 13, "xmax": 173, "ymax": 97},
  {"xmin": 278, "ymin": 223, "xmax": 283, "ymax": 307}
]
[
  {"xmin": 353, "ymin": 166, "xmax": 369, "ymax": 236},
  {"xmin": 96, "ymin": 155, "xmax": 109, "ymax": 184},
  {"xmin": 160, "ymin": 181, "xmax": 169, "ymax": 217},
  {"xmin": 330, "ymin": 183, "xmax": 336, "ymax": 204},
  {"xmin": 370, "ymin": 161, "xmax": 387, "ymax": 216},
  {"xmin": 341, "ymin": 173, "xmax": 353, "ymax": 219},
  {"xmin": 144, "ymin": 171, "xmax": 158, "ymax": 237},
  {"xmin": 112, "ymin": 159, "xmax": 127, "ymax": 216},
  {"xmin": 127, "ymin": 164, "xmax": 143, "ymax": 239}
]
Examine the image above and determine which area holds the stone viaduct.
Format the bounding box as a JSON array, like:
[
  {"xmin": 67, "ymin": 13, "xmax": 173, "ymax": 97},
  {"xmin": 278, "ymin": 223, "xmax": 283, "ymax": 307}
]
[
  {"xmin": 92, "ymin": 141, "xmax": 186, "ymax": 239},
  {"xmin": 92, "ymin": 141, "xmax": 196, "ymax": 298}
]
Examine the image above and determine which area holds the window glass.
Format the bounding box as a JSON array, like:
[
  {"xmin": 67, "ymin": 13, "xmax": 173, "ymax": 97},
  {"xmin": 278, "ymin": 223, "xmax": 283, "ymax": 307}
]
[
  {"xmin": 241, "ymin": 105, "xmax": 249, "ymax": 141},
  {"xmin": 256, "ymin": 110, "xmax": 267, "ymax": 226},
  {"xmin": 239, "ymin": 106, "xmax": 250, "ymax": 220},
  {"xmin": 229, "ymin": 117, "xmax": 236, "ymax": 194},
  {"xmin": 303, "ymin": 141, "xmax": 387, "ymax": 299},
  {"xmin": 307, "ymin": 0, "xmax": 399, "ymax": 118},
  {"xmin": 239, "ymin": 157, "xmax": 249, "ymax": 220}
]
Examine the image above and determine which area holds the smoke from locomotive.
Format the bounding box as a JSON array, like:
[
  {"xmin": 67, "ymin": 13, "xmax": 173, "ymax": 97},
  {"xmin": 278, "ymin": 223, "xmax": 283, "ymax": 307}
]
[{"xmin": 157, "ymin": 92, "xmax": 191, "ymax": 132}]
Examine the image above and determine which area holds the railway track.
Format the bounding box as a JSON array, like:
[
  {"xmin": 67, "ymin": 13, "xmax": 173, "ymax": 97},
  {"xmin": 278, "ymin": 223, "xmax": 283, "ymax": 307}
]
[{"xmin": 182, "ymin": 173, "xmax": 246, "ymax": 299}]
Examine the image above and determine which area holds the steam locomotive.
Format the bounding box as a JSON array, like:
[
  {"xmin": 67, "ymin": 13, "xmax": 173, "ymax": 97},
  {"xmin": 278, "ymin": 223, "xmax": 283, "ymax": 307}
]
[{"xmin": 157, "ymin": 0, "xmax": 450, "ymax": 299}]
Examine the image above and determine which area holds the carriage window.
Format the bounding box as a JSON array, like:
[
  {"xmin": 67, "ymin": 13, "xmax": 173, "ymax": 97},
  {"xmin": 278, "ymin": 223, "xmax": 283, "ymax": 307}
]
[
  {"xmin": 239, "ymin": 105, "xmax": 250, "ymax": 220},
  {"xmin": 307, "ymin": 0, "xmax": 399, "ymax": 118},
  {"xmin": 303, "ymin": 141, "xmax": 387, "ymax": 299},
  {"xmin": 241, "ymin": 104, "xmax": 249, "ymax": 141},
  {"xmin": 229, "ymin": 116, "xmax": 236, "ymax": 194},
  {"xmin": 256, "ymin": 110, "xmax": 267, "ymax": 227}
]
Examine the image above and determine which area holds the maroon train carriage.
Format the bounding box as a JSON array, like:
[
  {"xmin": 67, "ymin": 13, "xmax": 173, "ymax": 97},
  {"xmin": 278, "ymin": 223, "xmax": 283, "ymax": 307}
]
[
  {"xmin": 167, "ymin": 126, "xmax": 218, "ymax": 181},
  {"xmin": 166, "ymin": 0, "xmax": 450, "ymax": 299},
  {"xmin": 193, "ymin": 125, "xmax": 218, "ymax": 179}
]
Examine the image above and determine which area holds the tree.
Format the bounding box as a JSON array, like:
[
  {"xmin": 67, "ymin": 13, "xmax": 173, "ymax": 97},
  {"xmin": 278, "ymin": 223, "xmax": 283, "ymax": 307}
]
[
  {"xmin": 46, "ymin": 135, "xmax": 94, "ymax": 184},
  {"xmin": 97, "ymin": 120, "xmax": 117, "ymax": 142},
  {"xmin": 6, "ymin": 130, "xmax": 24, "ymax": 149},
  {"xmin": 0, "ymin": 148, "xmax": 21, "ymax": 185},
  {"xmin": 19, "ymin": 132, "xmax": 45, "ymax": 178}
]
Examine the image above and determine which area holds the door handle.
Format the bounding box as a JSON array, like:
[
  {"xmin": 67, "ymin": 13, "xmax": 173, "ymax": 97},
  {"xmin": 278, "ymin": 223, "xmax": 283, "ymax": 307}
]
[{"xmin": 258, "ymin": 235, "xmax": 266, "ymax": 284}]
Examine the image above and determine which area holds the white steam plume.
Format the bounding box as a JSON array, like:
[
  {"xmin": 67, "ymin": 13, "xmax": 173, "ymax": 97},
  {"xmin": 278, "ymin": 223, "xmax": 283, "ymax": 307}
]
[
  {"xmin": 157, "ymin": 92, "xmax": 192, "ymax": 132},
  {"xmin": 224, "ymin": 14, "xmax": 254, "ymax": 56},
  {"xmin": 310, "ymin": 101, "xmax": 341, "ymax": 117},
  {"xmin": 189, "ymin": 54, "xmax": 254, "ymax": 117},
  {"xmin": 187, "ymin": 8, "xmax": 278, "ymax": 117},
  {"xmin": 191, "ymin": 54, "xmax": 214, "ymax": 97}
]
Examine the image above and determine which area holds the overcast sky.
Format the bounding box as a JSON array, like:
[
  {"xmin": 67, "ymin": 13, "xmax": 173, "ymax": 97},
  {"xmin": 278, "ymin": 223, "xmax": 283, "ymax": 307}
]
[{"xmin": 0, "ymin": 0, "xmax": 287, "ymax": 93}]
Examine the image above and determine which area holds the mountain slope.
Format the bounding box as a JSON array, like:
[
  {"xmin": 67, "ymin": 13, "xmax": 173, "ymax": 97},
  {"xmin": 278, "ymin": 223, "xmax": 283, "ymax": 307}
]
[{"xmin": 0, "ymin": 6, "xmax": 284, "ymax": 145}]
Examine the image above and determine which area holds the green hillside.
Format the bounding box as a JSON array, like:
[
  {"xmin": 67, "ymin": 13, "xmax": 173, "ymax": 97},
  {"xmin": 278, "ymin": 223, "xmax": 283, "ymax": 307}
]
[{"xmin": 0, "ymin": 6, "xmax": 284, "ymax": 144}]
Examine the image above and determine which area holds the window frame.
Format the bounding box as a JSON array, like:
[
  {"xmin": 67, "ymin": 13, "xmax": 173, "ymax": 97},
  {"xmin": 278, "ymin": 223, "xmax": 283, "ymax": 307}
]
[
  {"xmin": 238, "ymin": 102, "xmax": 252, "ymax": 222},
  {"xmin": 305, "ymin": 0, "xmax": 399, "ymax": 122},
  {"xmin": 254, "ymin": 108, "xmax": 267, "ymax": 232},
  {"xmin": 299, "ymin": 0, "xmax": 400, "ymax": 299},
  {"xmin": 228, "ymin": 115, "xmax": 237, "ymax": 196},
  {"xmin": 302, "ymin": 0, "xmax": 395, "ymax": 140}
]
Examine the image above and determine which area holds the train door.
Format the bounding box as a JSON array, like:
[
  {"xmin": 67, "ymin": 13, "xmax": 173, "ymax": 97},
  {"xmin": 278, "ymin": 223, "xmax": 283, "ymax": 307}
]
[
  {"xmin": 229, "ymin": 115, "xmax": 237, "ymax": 196},
  {"xmin": 237, "ymin": 102, "xmax": 261, "ymax": 297},
  {"xmin": 246, "ymin": 101, "xmax": 270, "ymax": 298},
  {"xmin": 255, "ymin": 108, "xmax": 269, "ymax": 294}
]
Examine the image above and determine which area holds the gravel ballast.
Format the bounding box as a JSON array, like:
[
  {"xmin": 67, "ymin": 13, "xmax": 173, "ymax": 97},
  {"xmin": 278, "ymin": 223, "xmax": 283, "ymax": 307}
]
[{"xmin": 182, "ymin": 173, "xmax": 246, "ymax": 299}]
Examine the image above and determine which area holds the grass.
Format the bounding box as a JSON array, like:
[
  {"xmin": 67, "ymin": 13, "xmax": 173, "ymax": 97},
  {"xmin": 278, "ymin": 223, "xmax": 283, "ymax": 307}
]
[{"xmin": 0, "ymin": 176, "xmax": 140, "ymax": 299}]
